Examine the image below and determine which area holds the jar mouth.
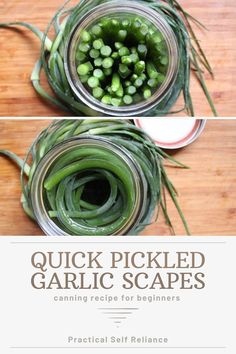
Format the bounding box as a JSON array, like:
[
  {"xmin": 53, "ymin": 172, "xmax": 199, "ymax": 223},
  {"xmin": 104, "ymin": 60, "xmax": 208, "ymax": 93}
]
[
  {"xmin": 30, "ymin": 136, "xmax": 148, "ymax": 236},
  {"xmin": 64, "ymin": 1, "xmax": 179, "ymax": 116}
]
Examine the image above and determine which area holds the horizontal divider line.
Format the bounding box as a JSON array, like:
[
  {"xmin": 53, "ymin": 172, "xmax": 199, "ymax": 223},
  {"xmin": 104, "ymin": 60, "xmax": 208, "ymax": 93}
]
[
  {"xmin": 10, "ymin": 346, "xmax": 227, "ymax": 349},
  {"xmin": 98, "ymin": 308, "xmax": 139, "ymax": 310},
  {"xmin": 10, "ymin": 241, "xmax": 227, "ymax": 244},
  {"xmin": 103, "ymin": 312, "xmax": 132, "ymax": 314}
]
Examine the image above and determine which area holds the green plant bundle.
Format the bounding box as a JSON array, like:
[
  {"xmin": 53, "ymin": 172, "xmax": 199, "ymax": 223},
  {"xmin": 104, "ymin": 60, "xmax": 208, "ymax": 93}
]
[
  {"xmin": 75, "ymin": 13, "xmax": 169, "ymax": 107},
  {"xmin": 0, "ymin": 119, "xmax": 190, "ymax": 236},
  {"xmin": 0, "ymin": 0, "xmax": 217, "ymax": 116}
]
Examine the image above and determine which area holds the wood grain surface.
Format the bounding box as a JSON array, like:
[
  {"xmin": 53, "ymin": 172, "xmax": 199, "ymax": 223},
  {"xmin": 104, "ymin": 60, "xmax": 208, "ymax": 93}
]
[
  {"xmin": 0, "ymin": 0, "xmax": 236, "ymax": 117},
  {"xmin": 0, "ymin": 119, "xmax": 235, "ymax": 236}
]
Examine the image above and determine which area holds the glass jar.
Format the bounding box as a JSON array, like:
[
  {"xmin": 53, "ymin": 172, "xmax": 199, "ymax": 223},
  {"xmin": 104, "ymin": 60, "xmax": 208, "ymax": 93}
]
[
  {"xmin": 30, "ymin": 136, "xmax": 148, "ymax": 236},
  {"xmin": 64, "ymin": 0, "xmax": 179, "ymax": 116}
]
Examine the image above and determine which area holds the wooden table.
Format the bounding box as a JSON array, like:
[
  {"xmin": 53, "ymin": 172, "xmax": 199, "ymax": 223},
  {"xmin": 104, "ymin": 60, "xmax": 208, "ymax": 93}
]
[
  {"xmin": 0, "ymin": 0, "xmax": 236, "ymax": 117},
  {"xmin": 0, "ymin": 119, "xmax": 235, "ymax": 236}
]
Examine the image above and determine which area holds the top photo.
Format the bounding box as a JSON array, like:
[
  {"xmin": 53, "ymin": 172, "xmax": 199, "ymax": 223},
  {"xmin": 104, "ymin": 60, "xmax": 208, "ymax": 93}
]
[{"xmin": 0, "ymin": 0, "xmax": 235, "ymax": 117}]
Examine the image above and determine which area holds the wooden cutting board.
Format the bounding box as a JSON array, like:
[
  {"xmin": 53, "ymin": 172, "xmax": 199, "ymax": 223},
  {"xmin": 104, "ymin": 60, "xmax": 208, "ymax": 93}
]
[
  {"xmin": 0, "ymin": 0, "xmax": 236, "ymax": 117},
  {"xmin": 0, "ymin": 119, "xmax": 235, "ymax": 236}
]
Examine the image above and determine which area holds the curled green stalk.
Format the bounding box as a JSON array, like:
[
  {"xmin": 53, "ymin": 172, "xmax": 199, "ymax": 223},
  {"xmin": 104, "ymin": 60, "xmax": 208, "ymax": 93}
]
[{"xmin": 0, "ymin": 119, "xmax": 190, "ymax": 236}]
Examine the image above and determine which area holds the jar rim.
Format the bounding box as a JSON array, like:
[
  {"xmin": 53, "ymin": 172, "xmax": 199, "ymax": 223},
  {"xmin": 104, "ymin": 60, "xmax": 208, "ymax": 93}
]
[
  {"xmin": 30, "ymin": 136, "xmax": 148, "ymax": 236},
  {"xmin": 64, "ymin": 1, "xmax": 179, "ymax": 116}
]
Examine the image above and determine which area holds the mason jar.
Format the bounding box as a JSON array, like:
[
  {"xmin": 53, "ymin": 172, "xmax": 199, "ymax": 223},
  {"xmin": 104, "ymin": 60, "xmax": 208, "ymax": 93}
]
[
  {"xmin": 64, "ymin": 0, "xmax": 179, "ymax": 116},
  {"xmin": 29, "ymin": 136, "xmax": 148, "ymax": 236}
]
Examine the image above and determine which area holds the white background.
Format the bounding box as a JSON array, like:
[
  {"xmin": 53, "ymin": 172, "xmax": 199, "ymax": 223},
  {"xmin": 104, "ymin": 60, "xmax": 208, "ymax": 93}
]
[{"xmin": 0, "ymin": 237, "xmax": 235, "ymax": 354}]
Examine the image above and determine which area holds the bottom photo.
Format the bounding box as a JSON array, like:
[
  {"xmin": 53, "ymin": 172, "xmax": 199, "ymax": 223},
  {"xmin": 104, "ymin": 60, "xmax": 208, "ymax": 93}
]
[{"xmin": 0, "ymin": 118, "xmax": 235, "ymax": 236}]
